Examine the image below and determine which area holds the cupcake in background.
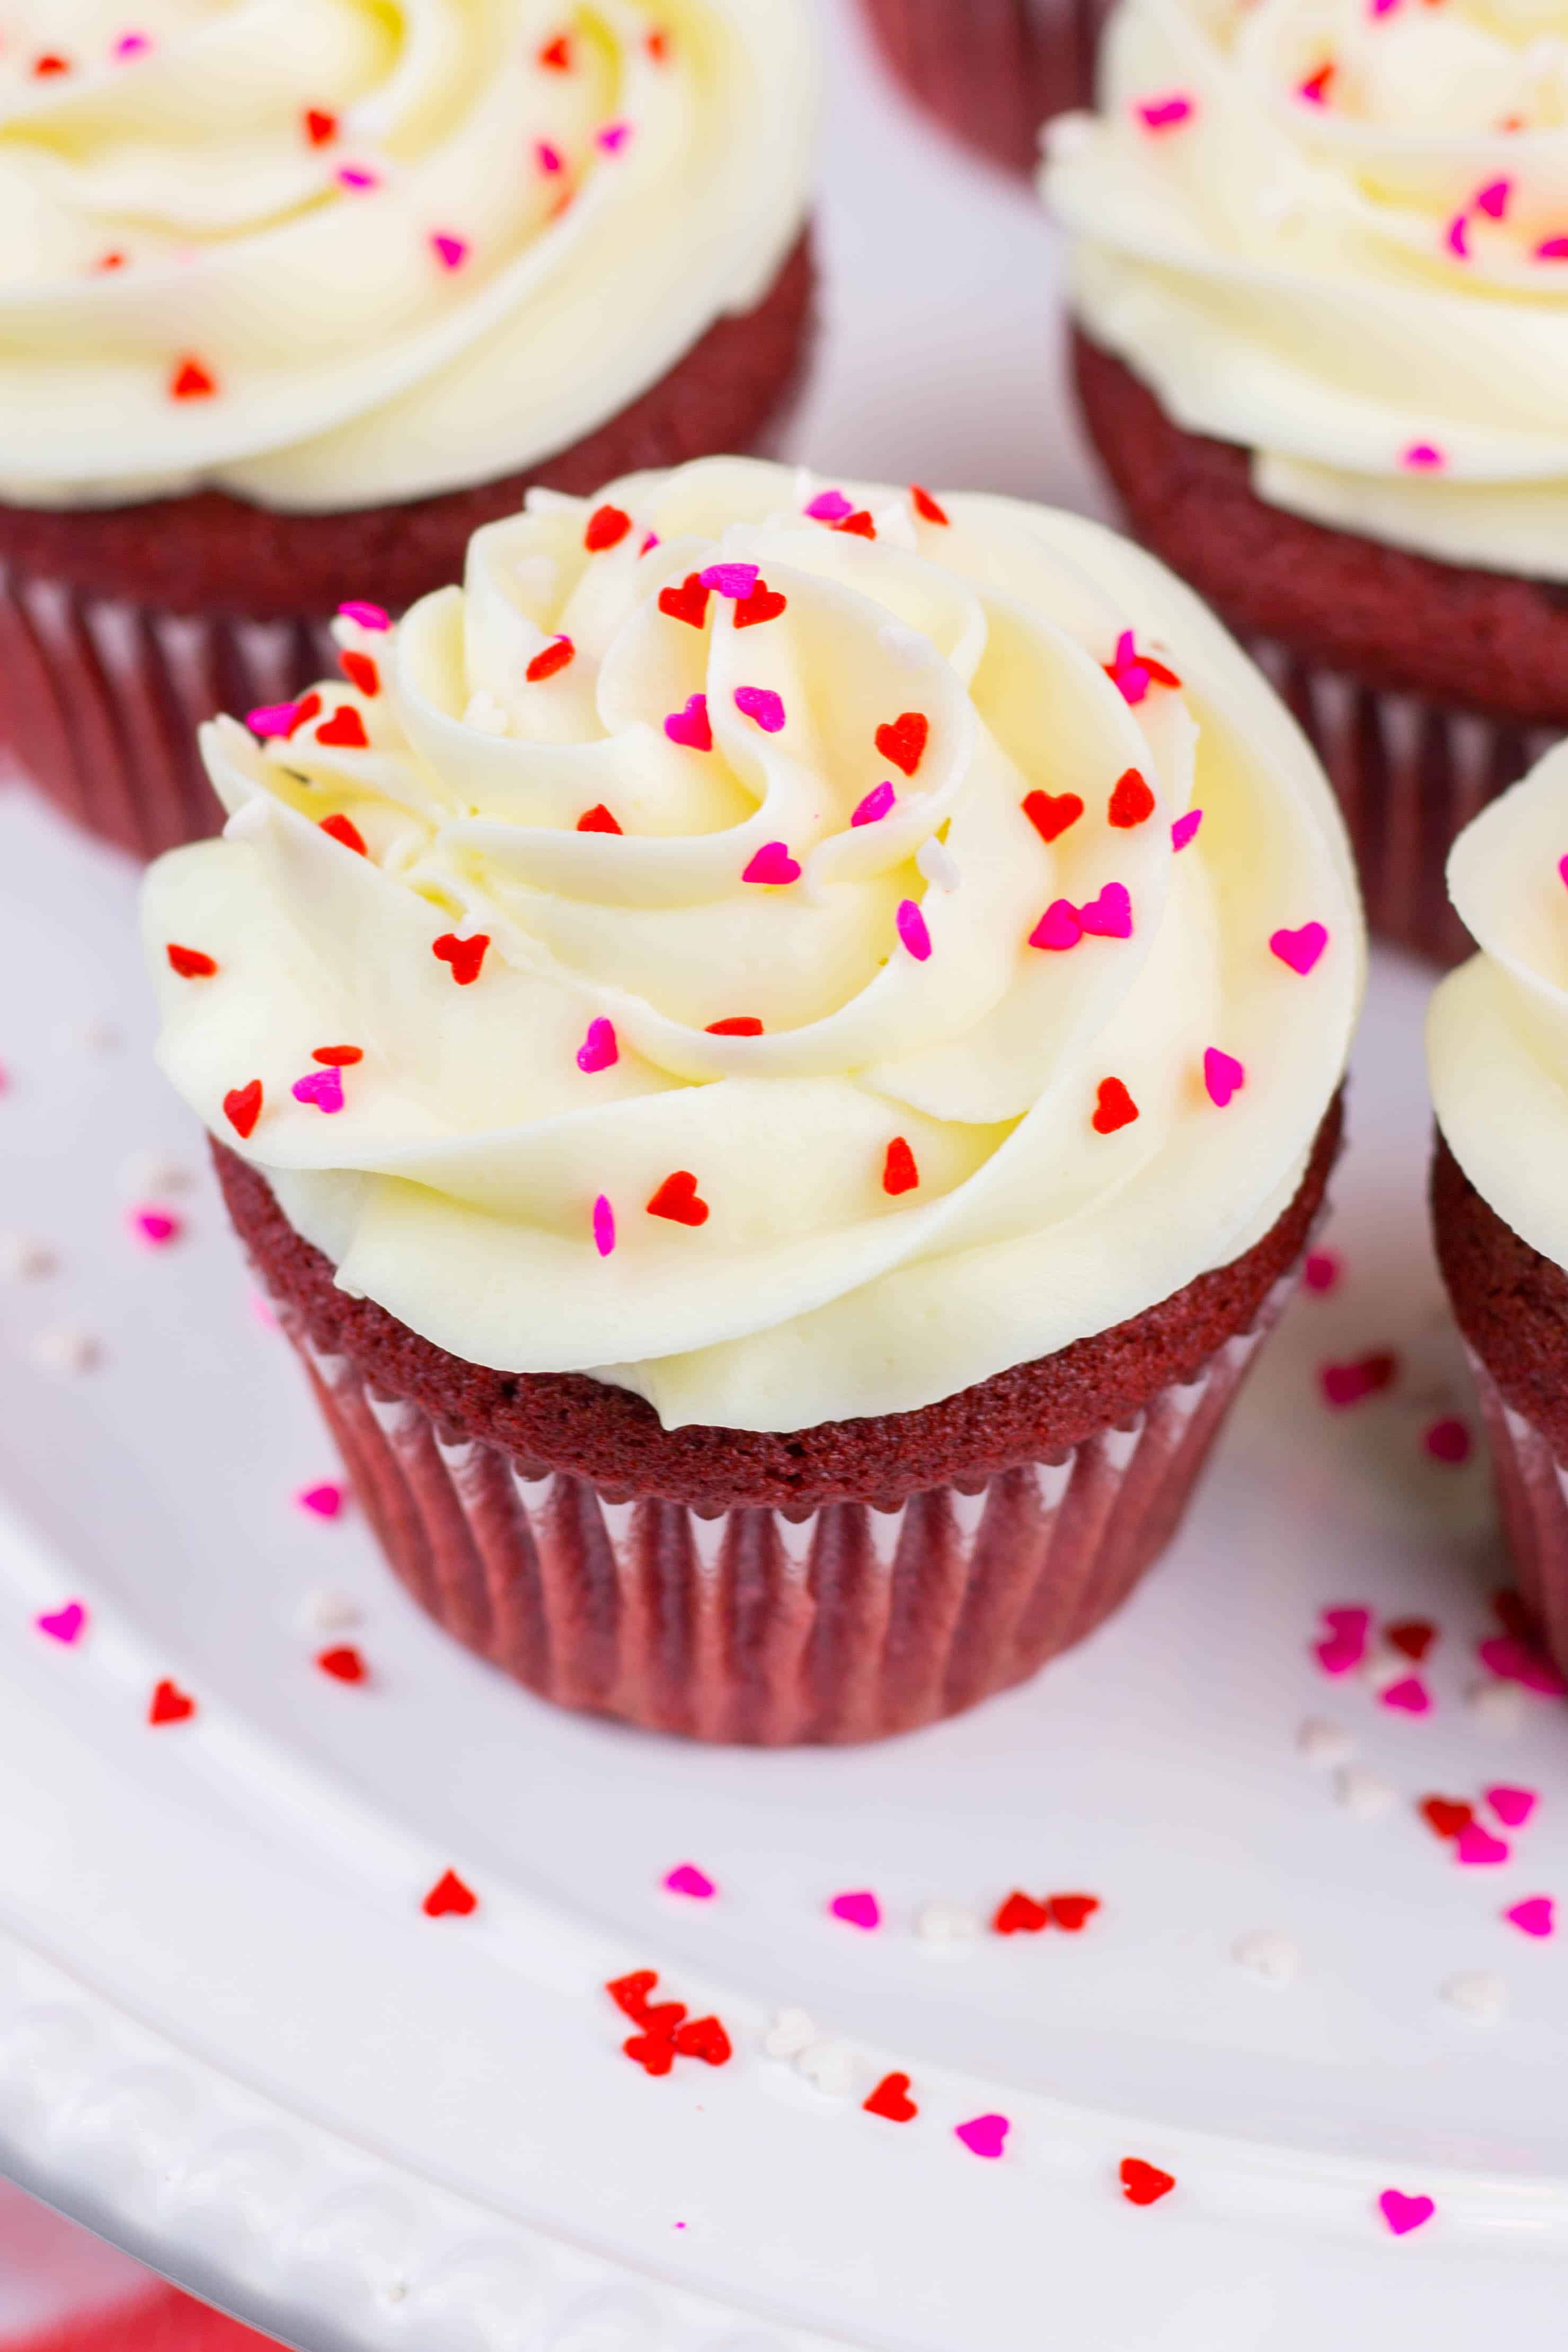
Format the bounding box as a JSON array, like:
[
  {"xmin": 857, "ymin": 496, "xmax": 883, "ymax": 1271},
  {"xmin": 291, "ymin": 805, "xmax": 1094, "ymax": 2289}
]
[
  {"xmin": 144, "ymin": 455, "xmax": 1362, "ymax": 1746},
  {"xmin": 0, "ymin": 1, "xmax": 817, "ymax": 862},
  {"xmin": 860, "ymin": 0, "xmax": 1113, "ymax": 173},
  {"xmin": 1044, "ymin": 0, "xmax": 1568, "ymax": 966},
  {"xmin": 1430, "ymin": 746, "xmax": 1568, "ymax": 1691}
]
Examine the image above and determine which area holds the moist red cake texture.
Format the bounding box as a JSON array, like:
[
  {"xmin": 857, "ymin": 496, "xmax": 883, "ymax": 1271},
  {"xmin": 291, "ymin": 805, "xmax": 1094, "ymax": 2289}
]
[
  {"xmin": 0, "ymin": 236, "xmax": 813, "ymax": 860},
  {"xmin": 1431, "ymin": 1133, "xmax": 1568, "ymax": 1460},
  {"xmin": 861, "ymin": 0, "xmax": 1111, "ymax": 175}
]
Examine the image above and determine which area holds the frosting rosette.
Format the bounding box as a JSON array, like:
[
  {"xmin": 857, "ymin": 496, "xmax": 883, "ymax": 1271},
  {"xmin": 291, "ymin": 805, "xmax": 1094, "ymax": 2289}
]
[
  {"xmin": 143, "ymin": 456, "xmax": 1362, "ymax": 1431},
  {"xmin": 1045, "ymin": 0, "xmax": 1568, "ymax": 577},
  {"xmin": 0, "ymin": 0, "xmax": 814, "ymax": 510},
  {"xmin": 1430, "ymin": 742, "xmax": 1568, "ymax": 1267}
]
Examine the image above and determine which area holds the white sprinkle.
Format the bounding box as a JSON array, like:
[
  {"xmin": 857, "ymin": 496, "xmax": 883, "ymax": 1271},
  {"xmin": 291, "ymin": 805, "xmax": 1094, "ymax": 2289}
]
[
  {"xmin": 1232, "ymin": 1929, "xmax": 1301, "ymax": 1985},
  {"xmin": 463, "ymin": 691, "xmax": 510, "ymax": 736},
  {"xmin": 1297, "ymin": 1716, "xmax": 1356, "ymax": 1770},
  {"xmin": 871, "ymin": 498, "xmax": 919, "ymax": 552},
  {"xmin": 761, "ymin": 2006, "xmax": 816, "ymax": 2060},
  {"xmin": 917, "ymin": 837, "xmax": 961, "ymax": 893},
  {"xmin": 1335, "ymin": 1765, "xmax": 1396, "ymax": 1820},
  {"xmin": 1360, "ymin": 1647, "xmax": 1406, "ymax": 1695},
  {"xmin": 878, "ymin": 622, "xmax": 929, "ymax": 671},
  {"xmin": 118, "ymin": 1149, "xmax": 194, "ymax": 1199},
  {"xmin": 0, "ymin": 1232, "xmax": 58, "ymax": 1281},
  {"xmin": 1441, "ymin": 1970, "xmax": 1508, "ymax": 2026},
  {"xmin": 795, "ymin": 2037, "xmax": 856, "ymax": 2098},
  {"xmin": 1466, "ymin": 1678, "xmax": 1525, "ymax": 1735},
  {"xmin": 31, "ymin": 1324, "xmax": 101, "ymax": 1376},
  {"xmin": 297, "ymin": 1589, "xmax": 364, "ymax": 1637},
  {"xmin": 915, "ymin": 1898, "xmax": 981, "ymax": 1950}
]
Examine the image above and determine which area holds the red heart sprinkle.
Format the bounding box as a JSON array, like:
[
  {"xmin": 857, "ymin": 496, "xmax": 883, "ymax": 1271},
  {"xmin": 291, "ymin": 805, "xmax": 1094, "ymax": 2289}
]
[
  {"xmin": 836, "ymin": 510, "xmax": 876, "ymax": 538},
  {"xmin": 640, "ymin": 2000, "xmax": 688, "ymax": 2036},
  {"xmin": 674, "ymin": 2014, "xmax": 732, "ymax": 2066},
  {"xmin": 170, "ymin": 355, "xmax": 216, "ymax": 400},
  {"xmin": 658, "ymin": 573, "xmax": 711, "ymax": 629},
  {"xmin": 339, "ymin": 649, "xmax": 379, "ymax": 696},
  {"xmin": 287, "ymin": 692, "xmax": 323, "ymax": 738},
  {"xmin": 584, "ymin": 504, "xmax": 632, "ymax": 553},
  {"xmin": 312, "ymin": 1044, "xmax": 364, "ymax": 1066},
  {"xmin": 1420, "ymin": 1796, "xmax": 1473, "ymax": 1841},
  {"xmin": 577, "ymin": 804, "xmax": 623, "ymax": 834},
  {"xmin": 223, "ymin": 1081, "xmax": 263, "ymax": 1140},
  {"xmin": 1022, "ymin": 790, "xmax": 1084, "ymax": 845},
  {"xmin": 432, "ymin": 933, "xmax": 490, "ymax": 986},
  {"xmin": 647, "ymin": 1171, "xmax": 709, "ymax": 1226},
  {"xmin": 876, "ymin": 712, "xmax": 929, "ymax": 777},
  {"xmin": 1049, "ymin": 1894, "xmax": 1101, "ymax": 1931},
  {"xmin": 316, "ymin": 704, "xmax": 369, "ymax": 749},
  {"xmin": 166, "ymin": 943, "xmax": 217, "ymax": 978},
  {"xmin": 32, "ymin": 54, "xmax": 70, "ymax": 75},
  {"xmin": 422, "ymin": 1868, "xmax": 477, "ymax": 1918},
  {"xmin": 1320, "ymin": 1352, "xmax": 1398, "ymax": 1408},
  {"xmin": 606, "ymin": 1969, "xmax": 661, "ymax": 2022},
  {"xmin": 1120, "ymin": 2158, "xmax": 1176, "ymax": 2206},
  {"xmin": 539, "ymin": 33, "xmax": 572, "ymax": 68},
  {"xmin": 1092, "ymin": 1078, "xmax": 1139, "ymax": 1135},
  {"xmin": 864, "ymin": 2070, "xmax": 919, "ymax": 2121},
  {"xmin": 1108, "ymin": 768, "xmax": 1155, "ymax": 828},
  {"xmin": 624, "ymin": 2030, "xmax": 677, "ymax": 2076},
  {"xmin": 318, "ymin": 812, "xmax": 368, "ymax": 855},
  {"xmin": 911, "ymin": 484, "xmax": 949, "ymax": 525},
  {"xmin": 148, "ymin": 1678, "xmax": 196, "ymax": 1726},
  {"xmin": 734, "ymin": 582, "xmax": 788, "ymax": 629},
  {"xmin": 527, "ymin": 635, "xmax": 575, "ymax": 682},
  {"xmin": 883, "ymin": 1137, "xmax": 919, "ymax": 1196},
  {"xmin": 648, "ymin": 29, "xmax": 669, "ymax": 60},
  {"xmin": 1388, "ymin": 1618, "xmax": 1437, "ymax": 1661},
  {"xmin": 316, "ymin": 1646, "xmax": 366, "ymax": 1683},
  {"xmin": 304, "ymin": 107, "xmax": 337, "ymax": 146},
  {"xmin": 993, "ymin": 1891, "xmax": 1050, "ymax": 1934},
  {"xmin": 707, "ymin": 1017, "xmax": 764, "ymax": 1036}
]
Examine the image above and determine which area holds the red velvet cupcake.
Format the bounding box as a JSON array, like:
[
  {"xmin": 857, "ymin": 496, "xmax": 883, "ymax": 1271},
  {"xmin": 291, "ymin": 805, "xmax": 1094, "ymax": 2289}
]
[
  {"xmin": 0, "ymin": 3, "xmax": 817, "ymax": 862},
  {"xmin": 1044, "ymin": 0, "xmax": 1568, "ymax": 965},
  {"xmin": 144, "ymin": 456, "xmax": 1363, "ymax": 1743},
  {"xmin": 860, "ymin": 0, "xmax": 1113, "ymax": 173}
]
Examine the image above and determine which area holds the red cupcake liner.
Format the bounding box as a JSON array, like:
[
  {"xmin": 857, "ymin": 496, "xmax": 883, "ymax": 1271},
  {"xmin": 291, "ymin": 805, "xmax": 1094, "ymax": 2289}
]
[
  {"xmin": 275, "ymin": 1267, "xmax": 1300, "ymax": 1746},
  {"xmin": 1465, "ymin": 1350, "xmax": 1568, "ymax": 1688},
  {"xmin": 1244, "ymin": 638, "xmax": 1562, "ymax": 969},
  {"xmin": 860, "ymin": 0, "xmax": 1112, "ymax": 174}
]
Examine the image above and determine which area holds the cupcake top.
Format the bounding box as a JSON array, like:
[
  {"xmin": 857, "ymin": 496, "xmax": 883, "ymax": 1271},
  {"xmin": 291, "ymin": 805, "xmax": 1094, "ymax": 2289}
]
[
  {"xmin": 0, "ymin": 2, "xmax": 814, "ymax": 512},
  {"xmin": 143, "ymin": 456, "xmax": 1363, "ymax": 1434},
  {"xmin": 1430, "ymin": 743, "xmax": 1568, "ymax": 1268},
  {"xmin": 1044, "ymin": 0, "xmax": 1568, "ymax": 580}
]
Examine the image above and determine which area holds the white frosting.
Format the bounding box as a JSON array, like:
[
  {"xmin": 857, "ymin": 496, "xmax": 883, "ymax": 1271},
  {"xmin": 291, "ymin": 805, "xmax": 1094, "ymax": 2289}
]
[
  {"xmin": 1430, "ymin": 742, "xmax": 1568, "ymax": 1270},
  {"xmin": 143, "ymin": 457, "xmax": 1363, "ymax": 1433},
  {"xmin": 1044, "ymin": 0, "xmax": 1568, "ymax": 578},
  {"xmin": 0, "ymin": 0, "xmax": 815, "ymax": 512}
]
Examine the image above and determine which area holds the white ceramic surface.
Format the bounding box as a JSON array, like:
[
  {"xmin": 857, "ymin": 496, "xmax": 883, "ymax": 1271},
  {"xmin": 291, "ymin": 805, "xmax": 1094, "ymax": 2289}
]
[{"xmin": 1, "ymin": 4, "xmax": 1566, "ymax": 2345}]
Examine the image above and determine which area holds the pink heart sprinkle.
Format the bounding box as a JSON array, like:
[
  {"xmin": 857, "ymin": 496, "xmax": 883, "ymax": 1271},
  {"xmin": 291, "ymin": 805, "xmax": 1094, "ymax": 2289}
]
[
  {"xmin": 664, "ymin": 694, "xmax": 712, "ymax": 752},
  {"xmin": 743, "ymin": 842, "xmax": 802, "ymax": 887},
  {"xmin": 1560, "ymin": 853, "xmax": 1568, "ymax": 892},
  {"xmin": 537, "ymin": 141, "xmax": 564, "ymax": 174},
  {"xmin": 1378, "ymin": 2190, "xmax": 1435, "ymax": 2238},
  {"xmin": 431, "ymin": 231, "xmax": 468, "ymax": 270},
  {"xmin": 1204, "ymin": 1048, "xmax": 1245, "ymax": 1109},
  {"xmin": 1475, "ymin": 177, "xmax": 1511, "ymax": 219},
  {"xmin": 1304, "ymin": 1251, "xmax": 1341, "ymax": 1294},
  {"xmin": 293, "ymin": 1067, "xmax": 345, "ymax": 1115},
  {"xmin": 1270, "ymin": 922, "xmax": 1328, "ymax": 976},
  {"xmin": 805, "ymin": 489, "xmax": 854, "ymax": 522},
  {"xmin": 1478, "ymin": 1635, "xmax": 1568, "ymax": 1696},
  {"xmin": 1504, "ymin": 1896, "xmax": 1554, "ymax": 1938},
  {"xmin": 1445, "ymin": 211, "xmax": 1469, "ymax": 260},
  {"xmin": 896, "ymin": 898, "xmax": 932, "ymax": 962},
  {"xmin": 113, "ymin": 32, "xmax": 151, "ymax": 58},
  {"xmin": 597, "ymin": 120, "xmax": 632, "ymax": 153},
  {"xmin": 955, "ymin": 2114, "xmax": 1010, "ymax": 2160},
  {"xmin": 336, "ymin": 165, "xmax": 379, "ymax": 191},
  {"xmin": 734, "ymin": 686, "xmax": 785, "ymax": 735},
  {"xmin": 1401, "ymin": 443, "xmax": 1445, "ymax": 471},
  {"xmin": 296, "ymin": 1482, "xmax": 345, "ymax": 1519},
  {"xmin": 829, "ymin": 1890, "xmax": 881, "ymax": 1931},
  {"xmin": 1486, "ymin": 1785, "xmax": 1538, "ymax": 1829},
  {"xmin": 852, "ymin": 781, "xmax": 896, "ymax": 827},
  {"xmin": 1314, "ymin": 1635, "xmax": 1363, "ymax": 1675},
  {"xmin": 128, "ymin": 1205, "xmax": 181, "ymax": 1248},
  {"xmin": 36, "ymin": 1602, "xmax": 86, "ymax": 1645},
  {"xmin": 1424, "ymin": 1416, "xmax": 1471, "ymax": 1465},
  {"xmin": 592, "ymin": 1195, "xmax": 616, "ymax": 1258},
  {"xmin": 1136, "ymin": 94, "xmax": 1193, "ymax": 131},
  {"xmin": 247, "ymin": 698, "xmax": 304, "ymax": 738},
  {"xmin": 663, "ymin": 1863, "xmax": 716, "ymax": 1899},
  {"xmin": 337, "ymin": 600, "xmax": 390, "ymax": 632},
  {"xmin": 1079, "ymin": 881, "xmax": 1133, "ymax": 939},
  {"xmin": 1171, "ymin": 808, "xmax": 1203, "ymax": 852},
  {"xmin": 700, "ymin": 564, "xmax": 759, "ymax": 599},
  {"xmin": 1536, "ymin": 236, "xmax": 1568, "ymax": 260},
  {"xmin": 577, "ymin": 1018, "xmax": 618, "ymax": 1074},
  {"xmin": 1323, "ymin": 1606, "xmax": 1371, "ymax": 1641},
  {"xmin": 1030, "ymin": 898, "xmax": 1084, "ymax": 952},
  {"xmin": 1381, "ymin": 1675, "xmax": 1430, "ymax": 1716},
  {"xmin": 1456, "ymin": 1822, "xmax": 1509, "ymax": 1865}
]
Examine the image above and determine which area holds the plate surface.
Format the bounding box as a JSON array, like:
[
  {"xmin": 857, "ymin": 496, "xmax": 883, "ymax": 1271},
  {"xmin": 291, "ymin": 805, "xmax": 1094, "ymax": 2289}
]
[{"xmin": 2, "ymin": 6, "xmax": 1567, "ymax": 2346}]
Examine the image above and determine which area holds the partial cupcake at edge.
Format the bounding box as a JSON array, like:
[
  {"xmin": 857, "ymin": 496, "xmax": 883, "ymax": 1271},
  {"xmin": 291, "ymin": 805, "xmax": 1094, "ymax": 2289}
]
[
  {"xmin": 142, "ymin": 456, "xmax": 1365, "ymax": 1746},
  {"xmin": 857, "ymin": 0, "xmax": 1115, "ymax": 173},
  {"xmin": 1043, "ymin": 0, "xmax": 1568, "ymax": 966},
  {"xmin": 0, "ymin": 1, "xmax": 818, "ymax": 862}
]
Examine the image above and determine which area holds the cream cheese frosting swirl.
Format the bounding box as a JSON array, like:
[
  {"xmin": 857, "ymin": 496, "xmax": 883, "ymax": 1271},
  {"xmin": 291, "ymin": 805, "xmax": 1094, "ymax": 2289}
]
[
  {"xmin": 0, "ymin": 0, "xmax": 814, "ymax": 511},
  {"xmin": 143, "ymin": 456, "xmax": 1363, "ymax": 1433},
  {"xmin": 1045, "ymin": 0, "xmax": 1568, "ymax": 578},
  {"xmin": 1430, "ymin": 743, "xmax": 1568, "ymax": 1268}
]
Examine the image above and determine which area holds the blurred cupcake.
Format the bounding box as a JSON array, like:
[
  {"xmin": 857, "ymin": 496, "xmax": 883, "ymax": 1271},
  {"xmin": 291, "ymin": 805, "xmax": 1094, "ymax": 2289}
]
[
  {"xmin": 859, "ymin": 0, "xmax": 1112, "ymax": 173},
  {"xmin": 1044, "ymin": 0, "xmax": 1568, "ymax": 965},
  {"xmin": 0, "ymin": 3, "xmax": 818, "ymax": 862},
  {"xmin": 144, "ymin": 455, "xmax": 1362, "ymax": 1745},
  {"xmin": 1430, "ymin": 745, "xmax": 1568, "ymax": 1688}
]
